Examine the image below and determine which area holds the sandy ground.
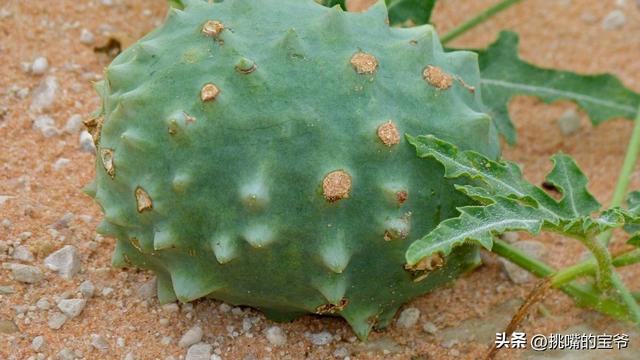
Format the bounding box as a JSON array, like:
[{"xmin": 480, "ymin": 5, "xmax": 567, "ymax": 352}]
[{"xmin": 1, "ymin": 0, "xmax": 640, "ymax": 359}]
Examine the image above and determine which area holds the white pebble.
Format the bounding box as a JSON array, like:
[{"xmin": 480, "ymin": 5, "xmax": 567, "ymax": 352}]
[
  {"xmin": 557, "ymin": 109, "xmax": 581, "ymax": 136},
  {"xmin": 57, "ymin": 348, "xmax": 76, "ymax": 360},
  {"xmin": 101, "ymin": 287, "xmax": 114, "ymax": 297},
  {"xmin": 397, "ymin": 307, "xmax": 421, "ymax": 328},
  {"xmin": 44, "ymin": 245, "xmax": 81, "ymax": 280},
  {"xmin": 6, "ymin": 263, "xmax": 43, "ymax": 283},
  {"xmin": 179, "ymin": 325, "xmax": 204, "ymax": 348},
  {"xmin": 422, "ymin": 321, "xmax": 438, "ymax": 335},
  {"xmin": 162, "ymin": 303, "xmax": 180, "ymax": 313},
  {"xmin": 79, "ymin": 130, "xmax": 96, "ymax": 153},
  {"xmin": 31, "ymin": 57, "xmax": 49, "ymax": 75},
  {"xmin": 210, "ymin": 355, "xmax": 222, "ymax": 360},
  {"xmin": 47, "ymin": 312, "xmax": 68, "ymax": 329},
  {"xmin": 91, "ymin": 333, "xmax": 110, "ymax": 351},
  {"xmin": 64, "ymin": 114, "xmax": 84, "ymax": 133},
  {"xmin": 333, "ymin": 347, "xmax": 350, "ymax": 358},
  {"xmin": 185, "ymin": 343, "xmax": 212, "ymax": 360},
  {"xmin": 79, "ymin": 29, "xmax": 95, "ymax": 45},
  {"xmin": 602, "ymin": 10, "xmax": 626, "ymax": 30},
  {"xmin": 57, "ymin": 298, "xmax": 86, "ymax": 318},
  {"xmin": 36, "ymin": 298, "xmax": 51, "ymax": 311},
  {"xmin": 12, "ymin": 245, "xmax": 34, "ymax": 262},
  {"xmin": 117, "ymin": 337, "xmax": 126, "ymax": 347},
  {"xmin": 265, "ymin": 326, "xmax": 287, "ymax": 346},
  {"xmin": 32, "ymin": 335, "xmax": 45, "ymax": 351},
  {"xmin": 309, "ymin": 331, "xmax": 333, "ymax": 346},
  {"xmin": 79, "ymin": 280, "xmax": 95, "ymax": 298},
  {"xmin": 30, "ymin": 76, "xmax": 58, "ymax": 112},
  {"xmin": 33, "ymin": 116, "xmax": 59, "ymax": 138},
  {"xmin": 53, "ymin": 158, "xmax": 71, "ymax": 171},
  {"xmin": 218, "ymin": 303, "xmax": 231, "ymax": 313}
]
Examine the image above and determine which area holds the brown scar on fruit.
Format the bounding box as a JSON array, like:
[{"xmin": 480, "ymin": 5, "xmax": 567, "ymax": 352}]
[
  {"xmin": 456, "ymin": 76, "xmax": 476, "ymax": 93},
  {"xmin": 396, "ymin": 190, "xmax": 408, "ymax": 205},
  {"xmin": 200, "ymin": 83, "xmax": 220, "ymax": 102},
  {"xmin": 405, "ymin": 252, "xmax": 445, "ymax": 282},
  {"xmin": 322, "ymin": 170, "xmax": 352, "ymax": 202},
  {"xmin": 377, "ymin": 121, "xmax": 400, "ymax": 147},
  {"xmin": 83, "ymin": 116, "xmax": 104, "ymax": 146},
  {"xmin": 350, "ymin": 52, "xmax": 378, "ymax": 74},
  {"xmin": 315, "ymin": 298, "xmax": 349, "ymax": 314},
  {"xmin": 184, "ymin": 111, "xmax": 197, "ymax": 125},
  {"xmin": 100, "ymin": 148, "xmax": 115, "ymax": 178},
  {"xmin": 202, "ymin": 20, "xmax": 224, "ymax": 37},
  {"xmin": 423, "ymin": 65, "xmax": 453, "ymax": 90},
  {"xmin": 135, "ymin": 187, "xmax": 153, "ymax": 213},
  {"xmin": 130, "ymin": 238, "xmax": 143, "ymax": 252}
]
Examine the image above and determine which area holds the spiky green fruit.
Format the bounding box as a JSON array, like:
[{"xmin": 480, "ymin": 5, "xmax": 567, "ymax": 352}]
[{"xmin": 88, "ymin": 0, "xmax": 500, "ymax": 339}]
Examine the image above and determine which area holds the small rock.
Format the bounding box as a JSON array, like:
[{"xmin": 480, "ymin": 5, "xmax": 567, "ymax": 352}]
[
  {"xmin": 7, "ymin": 263, "xmax": 43, "ymax": 283},
  {"xmin": 91, "ymin": 333, "xmax": 109, "ymax": 351},
  {"xmin": 79, "ymin": 29, "xmax": 95, "ymax": 45},
  {"xmin": 101, "ymin": 287, "xmax": 114, "ymax": 297},
  {"xmin": 57, "ymin": 298, "xmax": 86, "ymax": 318},
  {"xmin": 602, "ymin": 10, "xmax": 626, "ymax": 30},
  {"xmin": 179, "ymin": 325, "xmax": 204, "ymax": 348},
  {"xmin": 64, "ymin": 114, "xmax": 84, "ymax": 133},
  {"xmin": 500, "ymin": 240, "xmax": 546, "ymax": 284},
  {"xmin": 218, "ymin": 303, "xmax": 231, "ymax": 312},
  {"xmin": 44, "ymin": 245, "xmax": 81, "ymax": 280},
  {"xmin": 36, "ymin": 298, "xmax": 51, "ymax": 310},
  {"xmin": 56, "ymin": 348, "xmax": 76, "ymax": 360},
  {"xmin": 0, "ymin": 319, "xmax": 19, "ymax": 334},
  {"xmin": 123, "ymin": 352, "xmax": 135, "ymax": 360},
  {"xmin": 309, "ymin": 331, "xmax": 333, "ymax": 346},
  {"xmin": 79, "ymin": 280, "xmax": 95, "ymax": 298},
  {"xmin": 0, "ymin": 285, "xmax": 16, "ymax": 294},
  {"xmin": 159, "ymin": 318, "xmax": 170, "ymax": 326},
  {"xmin": 265, "ymin": 326, "xmax": 287, "ymax": 346},
  {"xmin": 211, "ymin": 355, "xmax": 222, "ymax": 360},
  {"xmin": 48, "ymin": 312, "xmax": 68, "ymax": 329},
  {"xmin": 117, "ymin": 337, "xmax": 125, "ymax": 347},
  {"xmin": 12, "ymin": 245, "xmax": 34, "ymax": 262},
  {"xmin": 557, "ymin": 109, "xmax": 581, "ymax": 136},
  {"xmin": 137, "ymin": 277, "xmax": 157, "ymax": 299},
  {"xmin": 79, "ymin": 130, "xmax": 96, "ymax": 153},
  {"xmin": 32, "ymin": 335, "xmax": 45, "ymax": 351},
  {"xmin": 31, "ymin": 57, "xmax": 49, "ymax": 75},
  {"xmin": 161, "ymin": 336, "xmax": 172, "ymax": 345},
  {"xmin": 185, "ymin": 343, "xmax": 212, "ymax": 360},
  {"xmin": 53, "ymin": 158, "xmax": 71, "ymax": 171},
  {"xmin": 333, "ymin": 347, "xmax": 350, "ymax": 358},
  {"xmin": 162, "ymin": 303, "xmax": 180, "ymax": 313},
  {"xmin": 422, "ymin": 321, "xmax": 438, "ymax": 335},
  {"xmin": 30, "ymin": 76, "xmax": 58, "ymax": 112},
  {"xmin": 396, "ymin": 307, "xmax": 421, "ymax": 329},
  {"xmin": 500, "ymin": 232, "xmax": 519, "ymax": 243},
  {"xmin": 101, "ymin": 0, "xmax": 114, "ymax": 6},
  {"xmin": 33, "ymin": 116, "xmax": 59, "ymax": 137}
]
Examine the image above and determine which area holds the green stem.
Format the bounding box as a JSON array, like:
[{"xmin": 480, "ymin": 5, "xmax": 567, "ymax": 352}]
[
  {"xmin": 581, "ymin": 233, "xmax": 614, "ymax": 290},
  {"xmin": 602, "ymin": 105, "xmax": 640, "ymax": 246},
  {"xmin": 491, "ymin": 239, "xmax": 630, "ymax": 319},
  {"xmin": 611, "ymin": 272, "xmax": 640, "ymax": 325},
  {"xmin": 553, "ymin": 249, "xmax": 640, "ymax": 287},
  {"xmin": 440, "ymin": 0, "xmax": 524, "ymax": 44}
]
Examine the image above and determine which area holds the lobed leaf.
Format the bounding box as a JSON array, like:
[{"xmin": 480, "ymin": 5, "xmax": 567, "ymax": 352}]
[
  {"xmin": 476, "ymin": 31, "xmax": 640, "ymax": 144},
  {"xmin": 385, "ymin": 0, "xmax": 437, "ymax": 26},
  {"xmin": 317, "ymin": 0, "xmax": 347, "ymax": 10}
]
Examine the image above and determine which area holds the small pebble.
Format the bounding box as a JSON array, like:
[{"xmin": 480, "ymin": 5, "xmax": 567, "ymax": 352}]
[
  {"xmin": 79, "ymin": 130, "xmax": 96, "ymax": 153},
  {"xmin": 117, "ymin": 337, "xmax": 126, "ymax": 347},
  {"xmin": 557, "ymin": 109, "xmax": 581, "ymax": 136},
  {"xmin": 12, "ymin": 245, "xmax": 34, "ymax": 262},
  {"xmin": 36, "ymin": 298, "xmax": 51, "ymax": 310},
  {"xmin": 79, "ymin": 29, "xmax": 95, "ymax": 45},
  {"xmin": 44, "ymin": 245, "xmax": 81, "ymax": 280},
  {"xmin": 185, "ymin": 343, "xmax": 212, "ymax": 360},
  {"xmin": 31, "ymin": 57, "xmax": 49, "ymax": 75},
  {"xmin": 7, "ymin": 263, "xmax": 43, "ymax": 283},
  {"xmin": 32, "ymin": 335, "xmax": 45, "ymax": 351},
  {"xmin": 159, "ymin": 318, "xmax": 170, "ymax": 326},
  {"xmin": 500, "ymin": 231, "xmax": 519, "ymax": 243},
  {"xmin": 162, "ymin": 303, "xmax": 180, "ymax": 313},
  {"xmin": 161, "ymin": 336, "xmax": 172, "ymax": 345},
  {"xmin": 30, "ymin": 76, "xmax": 58, "ymax": 112},
  {"xmin": 218, "ymin": 303, "xmax": 231, "ymax": 313},
  {"xmin": 333, "ymin": 347, "xmax": 350, "ymax": 358},
  {"xmin": 91, "ymin": 333, "xmax": 110, "ymax": 351},
  {"xmin": 265, "ymin": 326, "xmax": 287, "ymax": 346},
  {"xmin": 53, "ymin": 158, "xmax": 71, "ymax": 171},
  {"xmin": 33, "ymin": 116, "xmax": 59, "ymax": 138},
  {"xmin": 422, "ymin": 321, "xmax": 438, "ymax": 335},
  {"xmin": 396, "ymin": 307, "xmax": 421, "ymax": 329},
  {"xmin": 309, "ymin": 331, "xmax": 333, "ymax": 346},
  {"xmin": 56, "ymin": 348, "xmax": 76, "ymax": 360},
  {"xmin": 0, "ymin": 285, "xmax": 16, "ymax": 294},
  {"xmin": 179, "ymin": 325, "xmax": 204, "ymax": 348},
  {"xmin": 137, "ymin": 277, "xmax": 157, "ymax": 299},
  {"xmin": 47, "ymin": 312, "xmax": 68, "ymax": 329},
  {"xmin": 602, "ymin": 9, "xmax": 626, "ymax": 30},
  {"xmin": 79, "ymin": 280, "xmax": 95, "ymax": 298},
  {"xmin": 101, "ymin": 287, "xmax": 114, "ymax": 297},
  {"xmin": 57, "ymin": 298, "xmax": 86, "ymax": 318},
  {"xmin": 64, "ymin": 114, "xmax": 84, "ymax": 133}
]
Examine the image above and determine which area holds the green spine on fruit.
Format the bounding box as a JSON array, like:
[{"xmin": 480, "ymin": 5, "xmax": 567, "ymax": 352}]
[{"xmin": 88, "ymin": 0, "xmax": 500, "ymax": 339}]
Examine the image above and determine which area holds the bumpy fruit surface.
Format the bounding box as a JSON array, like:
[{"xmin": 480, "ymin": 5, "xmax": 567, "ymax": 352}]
[{"xmin": 87, "ymin": 0, "xmax": 500, "ymax": 339}]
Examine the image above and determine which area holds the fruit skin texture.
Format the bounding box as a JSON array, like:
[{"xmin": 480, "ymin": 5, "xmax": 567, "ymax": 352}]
[{"xmin": 87, "ymin": 0, "xmax": 500, "ymax": 339}]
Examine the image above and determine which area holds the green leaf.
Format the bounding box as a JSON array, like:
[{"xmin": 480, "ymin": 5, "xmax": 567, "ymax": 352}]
[
  {"xmin": 623, "ymin": 191, "xmax": 640, "ymax": 234},
  {"xmin": 545, "ymin": 154, "xmax": 600, "ymax": 217},
  {"xmin": 628, "ymin": 234, "xmax": 640, "ymax": 247},
  {"xmin": 385, "ymin": 0, "xmax": 437, "ymax": 26},
  {"xmin": 168, "ymin": 0, "xmax": 185, "ymax": 9},
  {"xmin": 317, "ymin": 0, "xmax": 346, "ymax": 10},
  {"xmin": 476, "ymin": 31, "xmax": 640, "ymax": 144},
  {"xmin": 405, "ymin": 134, "xmax": 601, "ymax": 265}
]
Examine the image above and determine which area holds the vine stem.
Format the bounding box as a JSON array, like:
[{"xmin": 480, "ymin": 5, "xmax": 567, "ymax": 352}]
[
  {"xmin": 440, "ymin": 0, "xmax": 524, "ymax": 45},
  {"xmin": 580, "ymin": 232, "xmax": 614, "ymax": 290},
  {"xmin": 602, "ymin": 104, "xmax": 640, "ymax": 246}
]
